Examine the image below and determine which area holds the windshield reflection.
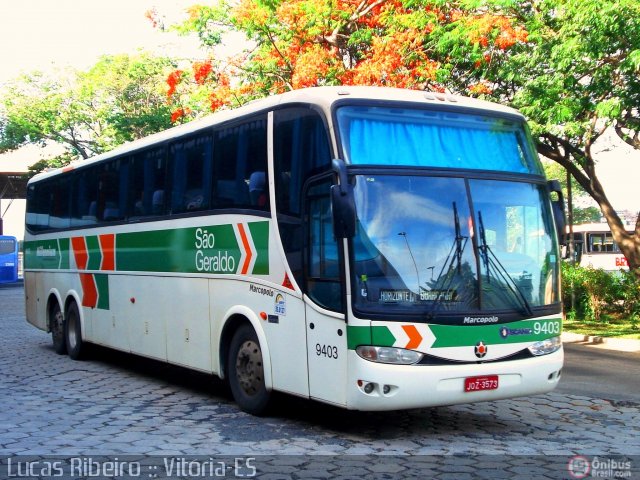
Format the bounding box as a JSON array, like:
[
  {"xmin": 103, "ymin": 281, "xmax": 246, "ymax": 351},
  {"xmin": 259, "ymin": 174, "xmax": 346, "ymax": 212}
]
[{"xmin": 351, "ymin": 175, "xmax": 560, "ymax": 318}]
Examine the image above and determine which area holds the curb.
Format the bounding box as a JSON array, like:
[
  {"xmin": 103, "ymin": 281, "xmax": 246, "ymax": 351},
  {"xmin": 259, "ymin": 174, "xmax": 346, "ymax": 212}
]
[{"xmin": 562, "ymin": 331, "xmax": 640, "ymax": 352}]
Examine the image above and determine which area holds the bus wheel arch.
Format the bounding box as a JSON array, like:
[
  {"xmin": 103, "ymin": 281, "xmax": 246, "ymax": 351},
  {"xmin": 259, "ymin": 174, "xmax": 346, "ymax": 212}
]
[
  {"xmin": 47, "ymin": 292, "xmax": 66, "ymax": 355},
  {"xmin": 64, "ymin": 296, "xmax": 88, "ymax": 360}
]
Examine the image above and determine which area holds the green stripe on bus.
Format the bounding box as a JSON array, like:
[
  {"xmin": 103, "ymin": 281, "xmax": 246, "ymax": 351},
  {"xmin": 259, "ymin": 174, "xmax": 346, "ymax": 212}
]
[
  {"xmin": 58, "ymin": 238, "xmax": 70, "ymax": 269},
  {"xmin": 24, "ymin": 239, "xmax": 64, "ymax": 270},
  {"xmin": 115, "ymin": 221, "xmax": 269, "ymax": 275},
  {"xmin": 248, "ymin": 221, "xmax": 269, "ymax": 275},
  {"xmin": 429, "ymin": 318, "xmax": 562, "ymax": 348},
  {"xmin": 86, "ymin": 236, "xmax": 102, "ymax": 271},
  {"xmin": 347, "ymin": 325, "xmax": 396, "ymax": 349},
  {"xmin": 348, "ymin": 318, "xmax": 562, "ymax": 350},
  {"xmin": 95, "ymin": 274, "xmax": 110, "ymax": 310}
]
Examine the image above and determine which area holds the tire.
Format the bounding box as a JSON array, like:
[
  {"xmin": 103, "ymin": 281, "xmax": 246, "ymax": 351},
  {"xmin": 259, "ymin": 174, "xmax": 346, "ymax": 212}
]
[
  {"xmin": 50, "ymin": 302, "xmax": 67, "ymax": 355},
  {"xmin": 228, "ymin": 324, "xmax": 271, "ymax": 415},
  {"xmin": 65, "ymin": 302, "xmax": 87, "ymax": 360}
]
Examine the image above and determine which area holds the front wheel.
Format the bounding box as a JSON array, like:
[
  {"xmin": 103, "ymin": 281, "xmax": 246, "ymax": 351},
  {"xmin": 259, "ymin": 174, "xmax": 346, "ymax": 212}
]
[
  {"xmin": 50, "ymin": 302, "xmax": 67, "ymax": 355},
  {"xmin": 228, "ymin": 324, "xmax": 271, "ymax": 415},
  {"xmin": 65, "ymin": 302, "xmax": 88, "ymax": 360}
]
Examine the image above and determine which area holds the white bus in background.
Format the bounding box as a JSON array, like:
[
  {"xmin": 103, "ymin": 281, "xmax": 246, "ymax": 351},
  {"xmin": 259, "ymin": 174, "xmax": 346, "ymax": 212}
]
[
  {"xmin": 569, "ymin": 223, "xmax": 630, "ymax": 272},
  {"xmin": 23, "ymin": 86, "xmax": 566, "ymax": 415}
]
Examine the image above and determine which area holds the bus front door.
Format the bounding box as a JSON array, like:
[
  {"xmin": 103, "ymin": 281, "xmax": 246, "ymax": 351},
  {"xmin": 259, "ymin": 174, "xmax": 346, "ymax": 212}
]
[{"xmin": 304, "ymin": 182, "xmax": 348, "ymax": 406}]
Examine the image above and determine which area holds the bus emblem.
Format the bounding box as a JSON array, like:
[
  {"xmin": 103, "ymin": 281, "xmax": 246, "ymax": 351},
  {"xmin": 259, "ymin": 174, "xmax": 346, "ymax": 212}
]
[{"xmin": 474, "ymin": 341, "xmax": 488, "ymax": 358}]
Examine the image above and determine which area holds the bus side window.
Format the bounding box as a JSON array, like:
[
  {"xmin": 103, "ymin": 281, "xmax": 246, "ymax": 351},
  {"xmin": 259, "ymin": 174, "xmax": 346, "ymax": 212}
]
[
  {"xmin": 169, "ymin": 133, "xmax": 213, "ymax": 214},
  {"xmin": 71, "ymin": 170, "xmax": 99, "ymax": 226},
  {"xmin": 96, "ymin": 159, "xmax": 127, "ymax": 222},
  {"xmin": 49, "ymin": 176, "xmax": 71, "ymax": 229},
  {"xmin": 129, "ymin": 147, "xmax": 167, "ymax": 218},
  {"xmin": 212, "ymin": 116, "xmax": 268, "ymax": 211}
]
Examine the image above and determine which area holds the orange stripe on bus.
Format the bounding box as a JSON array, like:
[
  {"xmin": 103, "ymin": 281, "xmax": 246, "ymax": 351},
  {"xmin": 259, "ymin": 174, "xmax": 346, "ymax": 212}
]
[
  {"xmin": 71, "ymin": 237, "xmax": 88, "ymax": 270},
  {"xmin": 402, "ymin": 324, "xmax": 423, "ymax": 350},
  {"xmin": 79, "ymin": 273, "xmax": 98, "ymax": 308},
  {"xmin": 99, "ymin": 234, "xmax": 115, "ymax": 271},
  {"xmin": 237, "ymin": 223, "xmax": 253, "ymax": 275}
]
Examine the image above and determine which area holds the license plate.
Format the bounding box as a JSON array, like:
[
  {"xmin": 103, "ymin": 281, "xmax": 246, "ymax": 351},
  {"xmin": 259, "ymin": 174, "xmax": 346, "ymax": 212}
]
[{"xmin": 464, "ymin": 375, "xmax": 499, "ymax": 392}]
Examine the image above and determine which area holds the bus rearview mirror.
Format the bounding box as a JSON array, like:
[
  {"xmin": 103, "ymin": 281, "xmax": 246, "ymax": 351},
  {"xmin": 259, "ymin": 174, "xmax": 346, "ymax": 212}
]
[
  {"xmin": 331, "ymin": 159, "xmax": 356, "ymax": 238},
  {"xmin": 548, "ymin": 180, "xmax": 567, "ymax": 246}
]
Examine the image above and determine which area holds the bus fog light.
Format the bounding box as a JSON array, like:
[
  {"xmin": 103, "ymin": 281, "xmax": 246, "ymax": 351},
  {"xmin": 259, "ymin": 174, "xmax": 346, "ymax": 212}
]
[
  {"xmin": 356, "ymin": 346, "xmax": 422, "ymax": 365},
  {"xmin": 383, "ymin": 385, "xmax": 391, "ymax": 394},
  {"xmin": 363, "ymin": 382, "xmax": 375, "ymax": 394},
  {"xmin": 528, "ymin": 336, "xmax": 561, "ymax": 356}
]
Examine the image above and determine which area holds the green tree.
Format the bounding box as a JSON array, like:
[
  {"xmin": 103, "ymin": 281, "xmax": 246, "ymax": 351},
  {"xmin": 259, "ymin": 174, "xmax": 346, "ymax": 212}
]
[
  {"xmin": 503, "ymin": 0, "xmax": 640, "ymax": 278},
  {"xmin": 0, "ymin": 53, "xmax": 178, "ymax": 168},
  {"xmin": 167, "ymin": 0, "xmax": 640, "ymax": 275}
]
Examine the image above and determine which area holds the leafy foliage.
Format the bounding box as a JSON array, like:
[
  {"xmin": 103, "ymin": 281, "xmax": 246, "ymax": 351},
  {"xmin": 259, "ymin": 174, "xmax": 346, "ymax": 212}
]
[
  {"xmin": 562, "ymin": 262, "xmax": 640, "ymax": 327},
  {"xmin": 165, "ymin": 0, "xmax": 640, "ymax": 274},
  {"xmin": 0, "ymin": 53, "xmax": 178, "ymax": 161}
]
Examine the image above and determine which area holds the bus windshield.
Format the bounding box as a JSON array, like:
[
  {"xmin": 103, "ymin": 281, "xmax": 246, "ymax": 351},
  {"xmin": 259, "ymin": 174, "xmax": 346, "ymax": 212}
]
[
  {"xmin": 0, "ymin": 238, "xmax": 16, "ymax": 255},
  {"xmin": 351, "ymin": 176, "xmax": 560, "ymax": 318},
  {"xmin": 336, "ymin": 105, "xmax": 543, "ymax": 174}
]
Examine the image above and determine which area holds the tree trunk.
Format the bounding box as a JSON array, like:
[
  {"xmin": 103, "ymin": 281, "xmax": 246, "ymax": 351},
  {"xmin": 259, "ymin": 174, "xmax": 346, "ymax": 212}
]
[{"xmin": 537, "ymin": 133, "xmax": 640, "ymax": 279}]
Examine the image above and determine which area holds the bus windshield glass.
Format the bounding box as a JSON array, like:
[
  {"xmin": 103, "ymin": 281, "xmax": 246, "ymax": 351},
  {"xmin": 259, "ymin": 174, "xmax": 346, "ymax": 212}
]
[
  {"xmin": 0, "ymin": 238, "xmax": 16, "ymax": 255},
  {"xmin": 351, "ymin": 176, "xmax": 560, "ymax": 318},
  {"xmin": 336, "ymin": 105, "xmax": 543, "ymax": 174}
]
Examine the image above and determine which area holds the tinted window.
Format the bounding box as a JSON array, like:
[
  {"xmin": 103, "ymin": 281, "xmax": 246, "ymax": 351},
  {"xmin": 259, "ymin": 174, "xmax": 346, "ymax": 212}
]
[
  {"xmin": 274, "ymin": 108, "xmax": 332, "ymax": 216},
  {"xmin": 306, "ymin": 179, "xmax": 342, "ymax": 312},
  {"xmin": 49, "ymin": 176, "xmax": 71, "ymax": 229},
  {"xmin": 274, "ymin": 107, "xmax": 332, "ymax": 289},
  {"xmin": 130, "ymin": 147, "xmax": 167, "ymax": 217},
  {"xmin": 212, "ymin": 116, "xmax": 269, "ymax": 211},
  {"xmin": 96, "ymin": 159, "xmax": 127, "ymax": 222},
  {"xmin": 170, "ymin": 133, "xmax": 213, "ymax": 214}
]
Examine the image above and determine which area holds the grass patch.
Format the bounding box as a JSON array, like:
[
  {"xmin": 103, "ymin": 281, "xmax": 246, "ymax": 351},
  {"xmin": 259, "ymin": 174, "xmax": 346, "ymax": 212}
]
[{"xmin": 563, "ymin": 316, "xmax": 640, "ymax": 339}]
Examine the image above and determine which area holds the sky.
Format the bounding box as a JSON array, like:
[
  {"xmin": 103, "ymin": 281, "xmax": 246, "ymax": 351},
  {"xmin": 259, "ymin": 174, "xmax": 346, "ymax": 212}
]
[
  {"xmin": 0, "ymin": 0, "xmax": 638, "ymax": 214},
  {"xmin": 0, "ymin": 0, "xmax": 203, "ymax": 84}
]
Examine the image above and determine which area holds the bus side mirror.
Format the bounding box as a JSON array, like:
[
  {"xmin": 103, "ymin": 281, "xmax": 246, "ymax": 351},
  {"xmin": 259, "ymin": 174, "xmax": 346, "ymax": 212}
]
[
  {"xmin": 331, "ymin": 159, "xmax": 356, "ymax": 238},
  {"xmin": 548, "ymin": 179, "xmax": 567, "ymax": 246}
]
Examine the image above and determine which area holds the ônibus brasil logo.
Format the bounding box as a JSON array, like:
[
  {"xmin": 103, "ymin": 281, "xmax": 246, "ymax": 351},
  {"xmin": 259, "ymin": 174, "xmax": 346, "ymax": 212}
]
[{"xmin": 568, "ymin": 455, "xmax": 591, "ymax": 479}]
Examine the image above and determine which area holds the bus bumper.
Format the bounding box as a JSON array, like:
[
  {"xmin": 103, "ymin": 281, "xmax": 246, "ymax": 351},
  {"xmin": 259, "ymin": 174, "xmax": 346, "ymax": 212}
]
[{"xmin": 345, "ymin": 347, "xmax": 564, "ymax": 411}]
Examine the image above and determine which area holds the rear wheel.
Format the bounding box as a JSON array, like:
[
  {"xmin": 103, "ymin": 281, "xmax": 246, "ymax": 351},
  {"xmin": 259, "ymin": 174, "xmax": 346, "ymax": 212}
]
[
  {"xmin": 228, "ymin": 324, "xmax": 271, "ymax": 415},
  {"xmin": 65, "ymin": 302, "xmax": 87, "ymax": 360},
  {"xmin": 50, "ymin": 302, "xmax": 67, "ymax": 355}
]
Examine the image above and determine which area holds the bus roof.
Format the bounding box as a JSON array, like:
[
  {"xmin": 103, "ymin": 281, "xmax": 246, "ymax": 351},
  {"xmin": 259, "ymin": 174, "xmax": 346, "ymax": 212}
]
[{"xmin": 28, "ymin": 86, "xmax": 526, "ymax": 184}]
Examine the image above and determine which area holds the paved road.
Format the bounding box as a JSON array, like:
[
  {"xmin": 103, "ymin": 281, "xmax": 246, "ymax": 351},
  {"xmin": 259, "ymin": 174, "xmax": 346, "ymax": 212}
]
[
  {"xmin": 558, "ymin": 343, "xmax": 640, "ymax": 404},
  {"xmin": 0, "ymin": 284, "xmax": 638, "ymax": 478}
]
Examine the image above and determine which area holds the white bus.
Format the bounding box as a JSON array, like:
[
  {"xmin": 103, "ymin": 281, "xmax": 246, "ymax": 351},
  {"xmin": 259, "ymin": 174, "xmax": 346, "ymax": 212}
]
[
  {"xmin": 569, "ymin": 223, "xmax": 630, "ymax": 272},
  {"xmin": 24, "ymin": 87, "xmax": 564, "ymax": 414}
]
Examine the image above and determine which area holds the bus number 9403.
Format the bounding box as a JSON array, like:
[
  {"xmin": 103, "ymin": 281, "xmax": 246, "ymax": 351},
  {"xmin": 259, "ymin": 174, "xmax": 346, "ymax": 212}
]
[
  {"xmin": 316, "ymin": 344, "xmax": 338, "ymax": 359},
  {"xmin": 533, "ymin": 321, "xmax": 561, "ymax": 335}
]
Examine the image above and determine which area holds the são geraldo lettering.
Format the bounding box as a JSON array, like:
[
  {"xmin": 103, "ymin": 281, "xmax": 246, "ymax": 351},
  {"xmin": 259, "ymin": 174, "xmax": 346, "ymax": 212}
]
[{"xmin": 194, "ymin": 228, "xmax": 236, "ymax": 273}]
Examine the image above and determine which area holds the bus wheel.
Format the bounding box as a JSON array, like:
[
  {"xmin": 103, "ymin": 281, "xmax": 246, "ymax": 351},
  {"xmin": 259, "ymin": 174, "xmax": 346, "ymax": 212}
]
[
  {"xmin": 228, "ymin": 324, "xmax": 271, "ymax": 415},
  {"xmin": 50, "ymin": 302, "xmax": 67, "ymax": 355},
  {"xmin": 65, "ymin": 302, "xmax": 87, "ymax": 360}
]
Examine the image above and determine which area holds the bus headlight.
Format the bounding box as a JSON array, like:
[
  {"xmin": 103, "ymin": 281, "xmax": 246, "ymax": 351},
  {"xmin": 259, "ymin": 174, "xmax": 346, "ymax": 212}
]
[
  {"xmin": 528, "ymin": 336, "xmax": 562, "ymax": 356},
  {"xmin": 356, "ymin": 346, "xmax": 423, "ymax": 365}
]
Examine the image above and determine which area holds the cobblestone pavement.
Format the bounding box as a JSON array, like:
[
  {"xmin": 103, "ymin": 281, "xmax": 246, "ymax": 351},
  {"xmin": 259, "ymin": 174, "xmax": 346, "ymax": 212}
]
[{"xmin": 1, "ymin": 285, "xmax": 638, "ymax": 478}]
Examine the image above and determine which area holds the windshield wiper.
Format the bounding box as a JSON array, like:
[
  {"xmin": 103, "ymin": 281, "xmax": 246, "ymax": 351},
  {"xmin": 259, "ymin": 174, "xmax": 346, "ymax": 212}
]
[
  {"xmin": 426, "ymin": 202, "xmax": 468, "ymax": 317},
  {"xmin": 477, "ymin": 211, "xmax": 534, "ymax": 317}
]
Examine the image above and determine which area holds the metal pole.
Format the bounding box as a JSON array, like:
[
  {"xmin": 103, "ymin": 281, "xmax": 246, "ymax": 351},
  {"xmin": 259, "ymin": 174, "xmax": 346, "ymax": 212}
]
[{"xmin": 567, "ymin": 170, "xmax": 575, "ymax": 313}]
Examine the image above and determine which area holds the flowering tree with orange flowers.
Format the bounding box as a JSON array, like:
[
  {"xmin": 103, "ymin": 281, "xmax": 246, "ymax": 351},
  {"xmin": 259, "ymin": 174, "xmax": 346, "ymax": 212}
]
[
  {"xmin": 158, "ymin": 0, "xmax": 640, "ymax": 277},
  {"xmin": 159, "ymin": 0, "xmax": 532, "ymax": 115}
]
